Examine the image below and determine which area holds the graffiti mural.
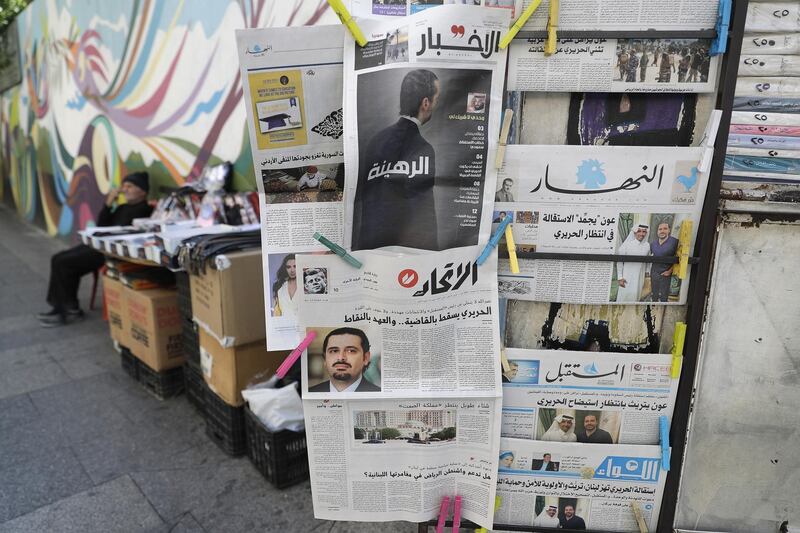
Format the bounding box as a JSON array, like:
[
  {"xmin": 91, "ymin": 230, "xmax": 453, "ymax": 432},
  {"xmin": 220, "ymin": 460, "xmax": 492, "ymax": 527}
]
[{"xmin": 0, "ymin": 0, "xmax": 334, "ymax": 238}]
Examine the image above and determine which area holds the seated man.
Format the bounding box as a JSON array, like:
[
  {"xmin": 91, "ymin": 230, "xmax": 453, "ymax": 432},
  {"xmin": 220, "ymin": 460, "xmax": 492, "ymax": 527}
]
[{"xmin": 39, "ymin": 172, "xmax": 153, "ymax": 327}]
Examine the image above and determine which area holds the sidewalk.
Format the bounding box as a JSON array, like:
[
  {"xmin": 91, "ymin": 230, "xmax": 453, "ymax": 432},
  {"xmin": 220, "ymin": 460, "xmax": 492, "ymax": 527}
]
[{"xmin": 0, "ymin": 205, "xmax": 411, "ymax": 533}]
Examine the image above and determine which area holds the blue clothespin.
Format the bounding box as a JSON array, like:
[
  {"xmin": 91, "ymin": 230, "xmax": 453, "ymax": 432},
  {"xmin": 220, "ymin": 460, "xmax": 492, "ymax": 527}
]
[
  {"xmin": 477, "ymin": 214, "xmax": 512, "ymax": 266},
  {"xmin": 659, "ymin": 415, "xmax": 670, "ymax": 471},
  {"xmin": 710, "ymin": 0, "xmax": 731, "ymax": 56}
]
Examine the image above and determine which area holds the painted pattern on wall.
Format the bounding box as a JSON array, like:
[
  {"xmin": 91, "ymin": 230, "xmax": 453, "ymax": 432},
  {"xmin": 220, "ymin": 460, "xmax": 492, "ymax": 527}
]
[{"xmin": 0, "ymin": 0, "xmax": 335, "ymax": 238}]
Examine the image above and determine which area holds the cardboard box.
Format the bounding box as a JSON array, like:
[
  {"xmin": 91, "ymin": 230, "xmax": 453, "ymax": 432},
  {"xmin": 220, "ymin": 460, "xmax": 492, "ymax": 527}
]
[
  {"xmin": 103, "ymin": 276, "xmax": 129, "ymax": 346},
  {"xmin": 126, "ymin": 286, "xmax": 185, "ymax": 371},
  {"xmin": 190, "ymin": 250, "xmax": 265, "ymax": 347},
  {"xmin": 198, "ymin": 329, "xmax": 289, "ymax": 406}
]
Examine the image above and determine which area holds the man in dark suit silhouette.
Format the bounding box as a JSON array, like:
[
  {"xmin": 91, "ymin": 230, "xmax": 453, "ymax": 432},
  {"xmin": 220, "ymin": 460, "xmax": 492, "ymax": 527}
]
[
  {"xmin": 308, "ymin": 327, "xmax": 381, "ymax": 393},
  {"xmin": 353, "ymin": 69, "xmax": 441, "ymax": 251},
  {"xmin": 530, "ymin": 453, "xmax": 559, "ymax": 471}
]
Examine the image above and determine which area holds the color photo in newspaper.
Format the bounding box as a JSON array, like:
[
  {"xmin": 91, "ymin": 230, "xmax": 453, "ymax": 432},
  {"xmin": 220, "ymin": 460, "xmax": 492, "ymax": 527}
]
[
  {"xmin": 296, "ymin": 245, "xmax": 502, "ymax": 398},
  {"xmin": 495, "ymin": 145, "xmax": 710, "ymax": 305},
  {"xmin": 496, "ymin": 438, "xmax": 667, "ymax": 531},
  {"xmin": 303, "ymin": 397, "xmax": 502, "ymax": 527},
  {"xmin": 343, "ymin": 5, "xmax": 509, "ymax": 252},
  {"xmin": 502, "ymin": 349, "xmax": 678, "ymax": 445}
]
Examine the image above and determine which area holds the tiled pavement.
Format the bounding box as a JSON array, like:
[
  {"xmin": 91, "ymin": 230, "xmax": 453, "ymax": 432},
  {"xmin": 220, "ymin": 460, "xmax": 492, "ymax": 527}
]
[{"xmin": 0, "ymin": 205, "xmax": 413, "ymax": 533}]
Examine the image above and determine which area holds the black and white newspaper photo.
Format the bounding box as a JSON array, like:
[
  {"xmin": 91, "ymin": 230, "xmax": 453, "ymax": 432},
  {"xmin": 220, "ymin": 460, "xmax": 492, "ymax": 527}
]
[
  {"xmin": 495, "ymin": 145, "xmax": 711, "ymax": 305},
  {"xmin": 343, "ymin": 5, "xmax": 510, "ymax": 251},
  {"xmin": 496, "ymin": 438, "xmax": 667, "ymax": 531},
  {"xmin": 237, "ymin": 26, "xmax": 346, "ymax": 349},
  {"xmin": 303, "ymin": 397, "xmax": 502, "ymax": 527},
  {"xmin": 507, "ymin": 38, "xmax": 719, "ymax": 93},
  {"xmin": 296, "ymin": 245, "xmax": 502, "ymax": 398},
  {"xmin": 502, "ymin": 349, "xmax": 678, "ymax": 445}
]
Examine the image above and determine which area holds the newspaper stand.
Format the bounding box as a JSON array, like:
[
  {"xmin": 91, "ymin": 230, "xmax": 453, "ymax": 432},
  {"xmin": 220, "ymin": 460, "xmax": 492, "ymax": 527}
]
[{"xmin": 417, "ymin": 0, "xmax": 749, "ymax": 531}]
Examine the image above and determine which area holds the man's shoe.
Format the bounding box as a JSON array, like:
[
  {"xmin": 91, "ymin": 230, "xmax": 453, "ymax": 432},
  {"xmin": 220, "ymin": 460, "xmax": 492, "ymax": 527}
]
[
  {"xmin": 37, "ymin": 307, "xmax": 61, "ymax": 319},
  {"xmin": 64, "ymin": 308, "xmax": 85, "ymax": 323},
  {"xmin": 39, "ymin": 314, "xmax": 66, "ymax": 328}
]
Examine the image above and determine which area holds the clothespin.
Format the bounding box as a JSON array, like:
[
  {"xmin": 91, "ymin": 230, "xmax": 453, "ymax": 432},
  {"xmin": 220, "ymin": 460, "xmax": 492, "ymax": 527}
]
[
  {"xmin": 477, "ymin": 214, "xmax": 512, "ymax": 266},
  {"xmin": 475, "ymin": 496, "xmax": 502, "ymax": 533},
  {"xmin": 504, "ymin": 224, "xmax": 519, "ymax": 274},
  {"xmin": 313, "ymin": 232, "xmax": 362, "ymax": 269},
  {"xmin": 436, "ymin": 496, "xmax": 451, "ymax": 533},
  {"xmin": 327, "ymin": 0, "xmax": 367, "ymax": 47},
  {"xmin": 499, "ymin": 0, "xmax": 544, "ymax": 49},
  {"xmin": 452, "ymin": 496, "xmax": 462, "ymax": 533},
  {"xmin": 500, "ymin": 348, "xmax": 510, "ymax": 372},
  {"xmin": 710, "ymin": 0, "xmax": 731, "ymax": 56},
  {"xmin": 671, "ymin": 322, "xmax": 686, "ymax": 379},
  {"xmin": 674, "ymin": 221, "xmax": 693, "ymax": 280},
  {"xmin": 495, "ymin": 109, "xmax": 514, "ymax": 169},
  {"xmin": 631, "ymin": 501, "xmax": 649, "ymax": 533},
  {"xmin": 659, "ymin": 415, "xmax": 670, "ymax": 471},
  {"xmin": 276, "ymin": 331, "xmax": 317, "ymax": 379},
  {"xmin": 544, "ymin": 0, "xmax": 559, "ymax": 56}
]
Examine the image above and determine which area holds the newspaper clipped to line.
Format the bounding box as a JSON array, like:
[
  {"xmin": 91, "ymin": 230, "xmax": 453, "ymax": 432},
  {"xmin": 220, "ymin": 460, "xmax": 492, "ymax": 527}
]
[
  {"xmin": 496, "ymin": 438, "xmax": 667, "ymax": 531},
  {"xmin": 236, "ymin": 26, "xmax": 345, "ymax": 350},
  {"xmin": 502, "ymin": 349, "xmax": 678, "ymax": 445},
  {"xmin": 303, "ymin": 397, "xmax": 502, "ymax": 527},
  {"xmin": 349, "ymin": 0, "xmax": 520, "ymax": 18},
  {"xmin": 495, "ymin": 145, "xmax": 710, "ymax": 305},
  {"xmin": 343, "ymin": 5, "xmax": 510, "ymax": 252}
]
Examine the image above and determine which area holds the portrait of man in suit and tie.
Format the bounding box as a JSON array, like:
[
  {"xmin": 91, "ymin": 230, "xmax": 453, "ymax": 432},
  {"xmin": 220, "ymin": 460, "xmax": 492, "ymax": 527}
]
[
  {"xmin": 531, "ymin": 453, "xmax": 560, "ymax": 472},
  {"xmin": 308, "ymin": 327, "xmax": 381, "ymax": 393}
]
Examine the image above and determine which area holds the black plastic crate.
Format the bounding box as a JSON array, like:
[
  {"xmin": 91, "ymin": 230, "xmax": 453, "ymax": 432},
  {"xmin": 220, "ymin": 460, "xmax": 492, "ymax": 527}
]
[
  {"xmin": 138, "ymin": 361, "xmax": 185, "ymax": 400},
  {"xmin": 244, "ymin": 406, "xmax": 309, "ymax": 489},
  {"xmin": 175, "ymin": 271, "xmax": 193, "ymax": 321},
  {"xmin": 182, "ymin": 319, "xmax": 200, "ymax": 365},
  {"xmin": 183, "ymin": 359, "xmax": 207, "ymax": 414},
  {"xmin": 120, "ymin": 347, "xmax": 139, "ymax": 380},
  {"xmin": 204, "ymin": 389, "xmax": 247, "ymax": 456}
]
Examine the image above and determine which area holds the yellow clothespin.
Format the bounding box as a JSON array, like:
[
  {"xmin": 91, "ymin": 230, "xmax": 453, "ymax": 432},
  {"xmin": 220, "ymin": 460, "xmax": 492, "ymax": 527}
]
[
  {"xmin": 475, "ymin": 496, "xmax": 502, "ymax": 533},
  {"xmin": 674, "ymin": 220, "xmax": 693, "ymax": 280},
  {"xmin": 499, "ymin": 0, "xmax": 544, "ymax": 49},
  {"xmin": 504, "ymin": 224, "xmax": 519, "ymax": 274},
  {"xmin": 671, "ymin": 322, "xmax": 686, "ymax": 379},
  {"xmin": 500, "ymin": 348, "xmax": 510, "ymax": 372},
  {"xmin": 495, "ymin": 109, "xmax": 514, "ymax": 170},
  {"xmin": 544, "ymin": 0, "xmax": 559, "ymax": 55},
  {"xmin": 327, "ymin": 0, "xmax": 367, "ymax": 47},
  {"xmin": 631, "ymin": 501, "xmax": 649, "ymax": 533}
]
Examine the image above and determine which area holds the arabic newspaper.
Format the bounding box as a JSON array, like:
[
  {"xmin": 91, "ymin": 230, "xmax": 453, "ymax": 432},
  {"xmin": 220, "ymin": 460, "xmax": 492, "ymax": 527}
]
[
  {"xmin": 507, "ymin": 38, "xmax": 719, "ymax": 93},
  {"xmin": 349, "ymin": 0, "xmax": 520, "ymax": 18},
  {"xmin": 502, "ymin": 349, "xmax": 678, "ymax": 445},
  {"xmin": 496, "ymin": 438, "xmax": 667, "ymax": 531},
  {"xmin": 495, "ymin": 145, "xmax": 710, "ymax": 305},
  {"xmin": 236, "ymin": 26, "xmax": 346, "ymax": 349},
  {"xmin": 343, "ymin": 5, "xmax": 509, "ymax": 252}
]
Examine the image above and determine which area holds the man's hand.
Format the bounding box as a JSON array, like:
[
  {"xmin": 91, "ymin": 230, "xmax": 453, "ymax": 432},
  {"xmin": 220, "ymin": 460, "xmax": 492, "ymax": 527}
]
[
  {"xmin": 105, "ymin": 187, "xmax": 120, "ymax": 207},
  {"xmin": 618, "ymin": 279, "xmax": 627, "ymax": 288},
  {"xmin": 661, "ymin": 267, "xmax": 673, "ymax": 277}
]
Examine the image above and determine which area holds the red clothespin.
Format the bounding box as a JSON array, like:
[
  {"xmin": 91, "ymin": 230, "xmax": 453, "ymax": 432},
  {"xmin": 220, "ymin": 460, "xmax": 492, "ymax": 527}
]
[{"xmin": 436, "ymin": 496, "xmax": 451, "ymax": 533}]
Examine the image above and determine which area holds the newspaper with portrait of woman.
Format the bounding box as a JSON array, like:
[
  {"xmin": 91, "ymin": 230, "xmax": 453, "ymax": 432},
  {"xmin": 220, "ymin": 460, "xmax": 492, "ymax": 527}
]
[
  {"xmin": 236, "ymin": 25, "xmax": 346, "ymax": 350},
  {"xmin": 343, "ymin": 5, "xmax": 510, "ymax": 252},
  {"xmin": 496, "ymin": 438, "xmax": 668, "ymax": 532},
  {"xmin": 502, "ymin": 349, "xmax": 678, "ymax": 445},
  {"xmin": 495, "ymin": 144, "xmax": 712, "ymax": 305}
]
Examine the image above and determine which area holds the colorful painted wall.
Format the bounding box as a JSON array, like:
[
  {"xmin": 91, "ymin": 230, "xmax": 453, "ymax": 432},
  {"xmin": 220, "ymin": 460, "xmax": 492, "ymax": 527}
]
[{"xmin": 0, "ymin": 0, "xmax": 335, "ymax": 239}]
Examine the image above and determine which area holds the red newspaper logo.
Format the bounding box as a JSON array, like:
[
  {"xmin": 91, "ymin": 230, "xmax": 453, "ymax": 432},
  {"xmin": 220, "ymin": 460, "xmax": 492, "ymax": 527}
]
[{"xmin": 398, "ymin": 269, "xmax": 419, "ymax": 288}]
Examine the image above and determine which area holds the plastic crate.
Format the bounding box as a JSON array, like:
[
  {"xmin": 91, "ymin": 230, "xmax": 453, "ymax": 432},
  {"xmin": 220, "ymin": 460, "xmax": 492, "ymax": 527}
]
[
  {"xmin": 183, "ymin": 359, "xmax": 207, "ymax": 414},
  {"xmin": 137, "ymin": 360, "xmax": 185, "ymax": 400},
  {"xmin": 204, "ymin": 389, "xmax": 247, "ymax": 456},
  {"xmin": 244, "ymin": 407, "xmax": 309, "ymax": 489},
  {"xmin": 182, "ymin": 319, "xmax": 200, "ymax": 365},
  {"xmin": 175, "ymin": 271, "xmax": 193, "ymax": 321},
  {"xmin": 120, "ymin": 347, "xmax": 139, "ymax": 380}
]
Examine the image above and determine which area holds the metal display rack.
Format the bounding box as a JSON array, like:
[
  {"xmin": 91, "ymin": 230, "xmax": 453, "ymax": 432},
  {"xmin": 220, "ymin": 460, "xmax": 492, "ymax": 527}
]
[{"xmin": 417, "ymin": 1, "xmax": 750, "ymax": 531}]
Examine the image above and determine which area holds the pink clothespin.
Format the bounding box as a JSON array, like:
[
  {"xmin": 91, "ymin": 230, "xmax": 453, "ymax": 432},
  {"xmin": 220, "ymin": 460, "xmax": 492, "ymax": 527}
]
[
  {"xmin": 275, "ymin": 331, "xmax": 317, "ymax": 378},
  {"xmin": 436, "ymin": 496, "xmax": 451, "ymax": 533},
  {"xmin": 452, "ymin": 495, "xmax": 462, "ymax": 533}
]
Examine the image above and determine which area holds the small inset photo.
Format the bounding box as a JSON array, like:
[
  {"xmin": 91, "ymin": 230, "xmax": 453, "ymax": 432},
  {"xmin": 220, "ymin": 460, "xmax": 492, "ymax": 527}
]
[
  {"xmin": 353, "ymin": 408, "xmax": 455, "ymax": 446},
  {"xmin": 306, "ymin": 326, "xmax": 382, "ymax": 393},
  {"xmin": 467, "ymin": 92, "xmax": 487, "ymax": 113},
  {"xmin": 302, "ymin": 267, "xmax": 328, "ymax": 295},
  {"xmin": 384, "ymin": 27, "xmax": 409, "ymax": 64},
  {"xmin": 256, "ymin": 97, "xmax": 302, "ymax": 133}
]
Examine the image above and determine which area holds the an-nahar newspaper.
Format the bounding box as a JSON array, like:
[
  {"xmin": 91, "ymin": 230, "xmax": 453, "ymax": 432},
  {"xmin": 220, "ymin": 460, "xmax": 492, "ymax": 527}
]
[
  {"xmin": 495, "ymin": 145, "xmax": 711, "ymax": 305},
  {"xmin": 497, "ymin": 438, "xmax": 668, "ymax": 531},
  {"xmin": 236, "ymin": 25, "xmax": 344, "ymax": 350},
  {"xmin": 502, "ymin": 349, "xmax": 678, "ymax": 445},
  {"xmin": 296, "ymin": 246, "xmax": 502, "ymax": 527},
  {"xmin": 343, "ymin": 5, "xmax": 509, "ymax": 252}
]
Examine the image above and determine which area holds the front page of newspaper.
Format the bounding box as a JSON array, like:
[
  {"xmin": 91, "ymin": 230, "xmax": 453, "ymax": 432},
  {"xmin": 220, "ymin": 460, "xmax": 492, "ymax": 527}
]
[
  {"xmin": 495, "ymin": 145, "xmax": 710, "ymax": 305},
  {"xmin": 343, "ymin": 5, "xmax": 510, "ymax": 252},
  {"xmin": 507, "ymin": 38, "xmax": 719, "ymax": 93},
  {"xmin": 502, "ymin": 349, "xmax": 678, "ymax": 445},
  {"xmin": 237, "ymin": 26, "xmax": 346, "ymax": 349},
  {"xmin": 496, "ymin": 438, "xmax": 668, "ymax": 531}
]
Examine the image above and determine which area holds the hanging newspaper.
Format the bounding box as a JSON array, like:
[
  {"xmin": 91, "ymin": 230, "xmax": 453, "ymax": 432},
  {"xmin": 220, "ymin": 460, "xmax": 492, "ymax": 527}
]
[
  {"xmin": 495, "ymin": 145, "xmax": 709, "ymax": 305},
  {"xmin": 236, "ymin": 25, "xmax": 345, "ymax": 350},
  {"xmin": 496, "ymin": 438, "xmax": 667, "ymax": 532},
  {"xmin": 508, "ymin": 38, "xmax": 718, "ymax": 93},
  {"xmin": 502, "ymin": 349, "xmax": 678, "ymax": 445},
  {"xmin": 350, "ymin": 0, "xmax": 520, "ymax": 18},
  {"xmin": 303, "ymin": 397, "xmax": 502, "ymax": 527},
  {"xmin": 343, "ymin": 5, "xmax": 510, "ymax": 252},
  {"xmin": 296, "ymin": 245, "xmax": 502, "ymax": 398}
]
